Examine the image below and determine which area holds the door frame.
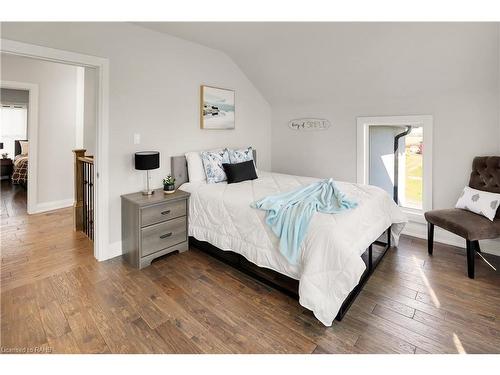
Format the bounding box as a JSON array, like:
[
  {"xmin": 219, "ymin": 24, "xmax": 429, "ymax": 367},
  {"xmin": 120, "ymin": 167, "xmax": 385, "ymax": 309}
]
[
  {"xmin": 1, "ymin": 38, "xmax": 110, "ymax": 262},
  {"xmin": 0, "ymin": 80, "xmax": 39, "ymax": 215}
]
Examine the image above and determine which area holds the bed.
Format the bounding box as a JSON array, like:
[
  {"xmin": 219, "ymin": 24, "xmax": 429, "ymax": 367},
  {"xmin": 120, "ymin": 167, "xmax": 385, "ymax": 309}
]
[
  {"xmin": 171, "ymin": 151, "xmax": 407, "ymax": 326},
  {"xmin": 11, "ymin": 139, "xmax": 28, "ymax": 186}
]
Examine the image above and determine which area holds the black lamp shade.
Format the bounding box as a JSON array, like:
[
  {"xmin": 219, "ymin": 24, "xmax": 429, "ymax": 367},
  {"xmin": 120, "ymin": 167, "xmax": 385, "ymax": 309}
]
[{"xmin": 135, "ymin": 151, "xmax": 160, "ymax": 170}]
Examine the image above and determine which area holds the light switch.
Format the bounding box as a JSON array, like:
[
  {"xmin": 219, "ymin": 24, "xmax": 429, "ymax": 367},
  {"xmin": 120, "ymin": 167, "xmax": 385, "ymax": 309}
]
[{"xmin": 133, "ymin": 133, "xmax": 141, "ymax": 145}]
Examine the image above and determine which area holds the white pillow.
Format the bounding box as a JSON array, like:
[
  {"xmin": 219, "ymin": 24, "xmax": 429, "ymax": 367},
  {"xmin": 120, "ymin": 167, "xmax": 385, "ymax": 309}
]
[
  {"xmin": 228, "ymin": 146, "xmax": 253, "ymax": 164},
  {"xmin": 19, "ymin": 141, "xmax": 29, "ymax": 156},
  {"xmin": 201, "ymin": 149, "xmax": 230, "ymax": 184},
  {"xmin": 455, "ymin": 186, "xmax": 500, "ymax": 221},
  {"xmin": 185, "ymin": 151, "xmax": 206, "ymax": 183}
]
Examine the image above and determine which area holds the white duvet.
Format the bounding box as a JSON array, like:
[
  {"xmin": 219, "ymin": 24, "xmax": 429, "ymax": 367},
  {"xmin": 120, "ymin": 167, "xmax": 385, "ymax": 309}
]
[{"xmin": 180, "ymin": 171, "xmax": 407, "ymax": 326}]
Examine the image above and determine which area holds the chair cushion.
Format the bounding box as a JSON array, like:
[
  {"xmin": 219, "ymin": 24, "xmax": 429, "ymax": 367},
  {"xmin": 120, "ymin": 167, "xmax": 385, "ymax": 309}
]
[{"xmin": 425, "ymin": 208, "xmax": 500, "ymax": 240}]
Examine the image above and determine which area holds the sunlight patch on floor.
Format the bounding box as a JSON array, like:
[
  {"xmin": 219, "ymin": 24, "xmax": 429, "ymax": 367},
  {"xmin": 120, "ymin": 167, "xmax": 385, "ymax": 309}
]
[
  {"xmin": 453, "ymin": 333, "xmax": 467, "ymax": 354},
  {"xmin": 412, "ymin": 255, "xmax": 441, "ymax": 308}
]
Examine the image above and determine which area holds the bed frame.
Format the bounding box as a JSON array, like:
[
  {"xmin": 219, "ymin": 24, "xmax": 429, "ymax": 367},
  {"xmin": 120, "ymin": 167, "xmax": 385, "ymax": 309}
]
[{"xmin": 171, "ymin": 151, "xmax": 392, "ymax": 321}]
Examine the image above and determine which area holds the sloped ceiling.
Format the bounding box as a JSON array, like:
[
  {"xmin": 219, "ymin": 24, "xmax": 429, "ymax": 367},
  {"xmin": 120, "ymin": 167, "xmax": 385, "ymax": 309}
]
[{"xmin": 134, "ymin": 22, "xmax": 496, "ymax": 106}]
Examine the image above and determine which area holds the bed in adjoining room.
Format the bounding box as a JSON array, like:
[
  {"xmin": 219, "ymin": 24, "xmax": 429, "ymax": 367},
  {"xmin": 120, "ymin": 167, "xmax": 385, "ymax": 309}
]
[
  {"xmin": 171, "ymin": 147, "xmax": 407, "ymax": 326},
  {"xmin": 11, "ymin": 139, "xmax": 28, "ymax": 187}
]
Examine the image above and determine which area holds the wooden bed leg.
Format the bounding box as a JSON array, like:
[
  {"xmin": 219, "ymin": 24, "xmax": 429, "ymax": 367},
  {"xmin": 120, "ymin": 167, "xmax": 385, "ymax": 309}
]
[{"xmin": 387, "ymin": 227, "xmax": 391, "ymax": 248}]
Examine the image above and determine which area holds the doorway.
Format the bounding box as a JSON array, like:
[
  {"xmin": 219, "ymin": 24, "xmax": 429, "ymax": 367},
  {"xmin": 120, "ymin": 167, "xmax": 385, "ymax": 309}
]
[
  {"xmin": 0, "ymin": 92, "xmax": 29, "ymax": 216},
  {"xmin": 0, "ymin": 38, "xmax": 109, "ymax": 261}
]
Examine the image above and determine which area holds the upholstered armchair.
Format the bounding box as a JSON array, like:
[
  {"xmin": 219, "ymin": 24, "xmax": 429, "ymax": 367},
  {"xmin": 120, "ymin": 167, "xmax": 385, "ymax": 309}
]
[{"xmin": 424, "ymin": 156, "xmax": 500, "ymax": 279}]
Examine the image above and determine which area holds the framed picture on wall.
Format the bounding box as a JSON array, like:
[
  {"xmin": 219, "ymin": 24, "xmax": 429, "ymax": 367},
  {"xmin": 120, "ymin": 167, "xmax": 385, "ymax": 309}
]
[{"xmin": 200, "ymin": 85, "xmax": 235, "ymax": 130}]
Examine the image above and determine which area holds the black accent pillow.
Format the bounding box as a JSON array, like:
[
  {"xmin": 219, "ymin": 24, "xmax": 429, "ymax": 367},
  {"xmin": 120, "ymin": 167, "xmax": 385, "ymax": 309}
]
[{"xmin": 222, "ymin": 160, "xmax": 258, "ymax": 184}]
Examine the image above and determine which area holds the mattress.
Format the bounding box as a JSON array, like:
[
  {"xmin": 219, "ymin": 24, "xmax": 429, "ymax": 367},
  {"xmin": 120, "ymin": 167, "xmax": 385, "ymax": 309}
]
[{"xmin": 180, "ymin": 171, "xmax": 407, "ymax": 326}]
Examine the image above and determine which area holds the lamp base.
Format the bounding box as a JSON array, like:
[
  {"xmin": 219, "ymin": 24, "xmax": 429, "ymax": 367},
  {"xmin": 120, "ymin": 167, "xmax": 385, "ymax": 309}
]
[{"xmin": 141, "ymin": 189, "xmax": 155, "ymax": 196}]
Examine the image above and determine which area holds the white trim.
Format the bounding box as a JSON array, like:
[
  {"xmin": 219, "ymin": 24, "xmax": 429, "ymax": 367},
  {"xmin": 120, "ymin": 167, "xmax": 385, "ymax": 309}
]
[
  {"xmin": 403, "ymin": 220, "xmax": 500, "ymax": 257},
  {"xmin": 75, "ymin": 66, "xmax": 85, "ymax": 149},
  {"xmin": 0, "ymin": 80, "xmax": 39, "ymax": 215},
  {"xmin": 356, "ymin": 115, "xmax": 433, "ymax": 213},
  {"xmin": 1, "ymin": 39, "xmax": 110, "ymax": 262},
  {"xmin": 31, "ymin": 198, "xmax": 74, "ymax": 214},
  {"xmin": 107, "ymin": 240, "xmax": 123, "ymax": 260}
]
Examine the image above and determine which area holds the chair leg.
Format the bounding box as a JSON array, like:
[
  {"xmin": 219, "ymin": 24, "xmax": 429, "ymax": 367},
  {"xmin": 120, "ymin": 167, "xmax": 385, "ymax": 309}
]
[
  {"xmin": 466, "ymin": 240, "xmax": 475, "ymax": 279},
  {"xmin": 427, "ymin": 223, "xmax": 434, "ymax": 255},
  {"xmin": 475, "ymin": 241, "xmax": 481, "ymax": 253}
]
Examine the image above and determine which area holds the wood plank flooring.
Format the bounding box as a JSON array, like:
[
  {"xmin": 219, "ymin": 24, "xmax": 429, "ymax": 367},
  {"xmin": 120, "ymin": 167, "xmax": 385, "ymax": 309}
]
[{"xmin": 1, "ymin": 185, "xmax": 500, "ymax": 353}]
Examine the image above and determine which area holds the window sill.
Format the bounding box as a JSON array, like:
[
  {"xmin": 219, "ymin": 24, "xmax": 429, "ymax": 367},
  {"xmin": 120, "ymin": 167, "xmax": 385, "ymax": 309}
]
[{"xmin": 401, "ymin": 208, "xmax": 427, "ymax": 224}]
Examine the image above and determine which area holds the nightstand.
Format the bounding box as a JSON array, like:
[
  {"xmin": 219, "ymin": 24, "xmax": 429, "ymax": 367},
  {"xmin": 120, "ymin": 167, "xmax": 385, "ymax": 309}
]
[
  {"xmin": 0, "ymin": 158, "xmax": 13, "ymax": 179},
  {"xmin": 121, "ymin": 188, "xmax": 190, "ymax": 269}
]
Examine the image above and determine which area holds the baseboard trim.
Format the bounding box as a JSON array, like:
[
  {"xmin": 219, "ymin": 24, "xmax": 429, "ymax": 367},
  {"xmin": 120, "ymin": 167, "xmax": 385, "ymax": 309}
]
[
  {"xmin": 30, "ymin": 199, "xmax": 73, "ymax": 214},
  {"xmin": 100, "ymin": 240, "xmax": 122, "ymax": 261},
  {"xmin": 402, "ymin": 220, "xmax": 500, "ymax": 257}
]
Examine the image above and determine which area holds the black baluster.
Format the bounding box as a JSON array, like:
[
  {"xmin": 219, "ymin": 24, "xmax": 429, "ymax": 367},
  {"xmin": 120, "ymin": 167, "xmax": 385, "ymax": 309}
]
[
  {"xmin": 82, "ymin": 161, "xmax": 87, "ymax": 236},
  {"xmin": 90, "ymin": 163, "xmax": 94, "ymax": 240},
  {"xmin": 86, "ymin": 162, "xmax": 90, "ymax": 237}
]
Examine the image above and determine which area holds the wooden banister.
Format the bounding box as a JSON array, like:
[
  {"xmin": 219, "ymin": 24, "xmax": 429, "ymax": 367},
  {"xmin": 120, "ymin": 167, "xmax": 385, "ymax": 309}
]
[
  {"xmin": 73, "ymin": 149, "xmax": 86, "ymax": 232},
  {"xmin": 73, "ymin": 149, "xmax": 95, "ymax": 240},
  {"xmin": 78, "ymin": 156, "xmax": 94, "ymax": 164}
]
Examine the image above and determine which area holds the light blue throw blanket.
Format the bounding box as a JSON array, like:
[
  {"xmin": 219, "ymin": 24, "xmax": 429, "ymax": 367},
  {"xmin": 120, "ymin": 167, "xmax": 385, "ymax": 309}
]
[{"xmin": 251, "ymin": 178, "xmax": 358, "ymax": 265}]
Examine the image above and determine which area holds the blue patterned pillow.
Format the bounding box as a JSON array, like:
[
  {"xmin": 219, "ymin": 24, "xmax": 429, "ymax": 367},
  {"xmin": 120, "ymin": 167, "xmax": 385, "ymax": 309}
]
[
  {"xmin": 228, "ymin": 147, "xmax": 254, "ymax": 164},
  {"xmin": 201, "ymin": 149, "xmax": 230, "ymax": 183}
]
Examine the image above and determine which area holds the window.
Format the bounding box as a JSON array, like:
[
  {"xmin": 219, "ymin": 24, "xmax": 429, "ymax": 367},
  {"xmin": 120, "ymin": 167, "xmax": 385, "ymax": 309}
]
[
  {"xmin": 1, "ymin": 104, "xmax": 28, "ymax": 159},
  {"xmin": 402, "ymin": 126, "xmax": 423, "ymax": 209},
  {"xmin": 357, "ymin": 115, "xmax": 433, "ymax": 219}
]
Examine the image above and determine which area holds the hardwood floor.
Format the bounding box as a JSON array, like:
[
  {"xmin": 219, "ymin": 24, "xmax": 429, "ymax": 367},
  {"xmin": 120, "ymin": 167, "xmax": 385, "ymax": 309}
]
[
  {"xmin": 1, "ymin": 180, "xmax": 27, "ymax": 218},
  {"xmin": 1, "ymin": 200, "xmax": 500, "ymax": 353}
]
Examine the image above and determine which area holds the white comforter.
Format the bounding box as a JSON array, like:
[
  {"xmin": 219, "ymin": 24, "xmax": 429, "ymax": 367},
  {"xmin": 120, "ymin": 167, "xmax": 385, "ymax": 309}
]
[{"xmin": 180, "ymin": 171, "xmax": 407, "ymax": 326}]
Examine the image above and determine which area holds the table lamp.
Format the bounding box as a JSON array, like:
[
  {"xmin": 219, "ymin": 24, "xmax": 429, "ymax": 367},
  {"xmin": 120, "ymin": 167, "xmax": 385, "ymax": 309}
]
[{"xmin": 135, "ymin": 151, "xmax": 160, "ymax": 195}]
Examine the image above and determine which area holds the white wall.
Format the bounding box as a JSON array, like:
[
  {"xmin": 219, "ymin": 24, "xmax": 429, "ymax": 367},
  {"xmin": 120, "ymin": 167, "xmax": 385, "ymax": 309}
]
[
  {"xmin": 1, "ymin": 53, "xmax": 79, "ymax": 208},
  {"xmin": 0, "ymin": 22, "xmax": 272, "ymax": 254},
  {"xmin": 83, "ymin": 67, "xmax": 97, "ymax": 156},
  {"xmin": 131, "ymin": 23, "xmax": 500, "ymax": 214},
  {"xmin": 270, "ymin": 24, "xmax": 499, "ymax": 213}
]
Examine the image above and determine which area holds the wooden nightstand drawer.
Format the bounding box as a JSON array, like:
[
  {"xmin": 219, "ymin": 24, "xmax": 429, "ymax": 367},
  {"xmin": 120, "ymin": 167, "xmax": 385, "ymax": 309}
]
[
  {"xmin": 141, "ymin": 199, "xmax": 186, "ymax": 227},
  {"xmin": 122, "ymin": 189, "xmax": 190, "ymax": 269},
  {"xmin": 140, "ymin": 216, "xmax": 187, "ymax": 257}
]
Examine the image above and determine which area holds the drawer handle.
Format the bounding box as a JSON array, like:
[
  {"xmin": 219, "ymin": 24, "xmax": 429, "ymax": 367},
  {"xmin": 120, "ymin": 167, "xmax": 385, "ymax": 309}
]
[
  {"xmin": 161, "ymin": 210, "xmax": 171, "ymax": 215},
  {"xmin": 160, "ymin": 232, "xmax": 172, "ymax": 239}
]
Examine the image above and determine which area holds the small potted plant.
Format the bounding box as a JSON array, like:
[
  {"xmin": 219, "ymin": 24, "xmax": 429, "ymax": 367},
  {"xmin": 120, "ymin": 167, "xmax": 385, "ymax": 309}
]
[
  {"xmin": 1, "ymin": 153, "xmax": 8, "ymax": 159},
  {"xmin": 162, "ymin": 174, "xmax": 176, "ymax": 194}
]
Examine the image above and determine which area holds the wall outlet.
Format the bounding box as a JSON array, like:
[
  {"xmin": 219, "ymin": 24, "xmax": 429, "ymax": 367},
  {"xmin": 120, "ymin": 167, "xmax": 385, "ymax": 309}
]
[{"xmin": 133, "ymin": 133, "xmax": 141, "ymax": 145}]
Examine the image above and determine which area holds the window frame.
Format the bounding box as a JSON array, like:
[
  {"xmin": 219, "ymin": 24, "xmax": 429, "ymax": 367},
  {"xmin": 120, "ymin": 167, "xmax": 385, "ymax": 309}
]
[
  {"xmin": 0, "ymin": 103, "xmax": 28, "ymax": 160},
  {"xmin": 356, "ymin": 115, "xmax": 433, "ymax": 223}
]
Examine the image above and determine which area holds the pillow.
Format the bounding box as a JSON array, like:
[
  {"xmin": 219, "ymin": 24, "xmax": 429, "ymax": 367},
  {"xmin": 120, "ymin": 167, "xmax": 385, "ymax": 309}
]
[
  {"xmin": 201, "ymin": 149, "xmax": 230, "ymax": 183},
  {"xmin": 228, "ymin": 146, "xmax": 253, "ymax": 164},
  {"xmin": 222, "ymin": 160, "xmax": 258, "ymax": 184},
  {"xmin": 185, "ymin": 151, "xmax": 206, "ymax": 182},
  {"xmin": 455, "ymin": 186, "xmax": 500, "ymax": 221},
  {"xmin": 19, "ymin": 141, "xmax": 29, "ymax": 156}
]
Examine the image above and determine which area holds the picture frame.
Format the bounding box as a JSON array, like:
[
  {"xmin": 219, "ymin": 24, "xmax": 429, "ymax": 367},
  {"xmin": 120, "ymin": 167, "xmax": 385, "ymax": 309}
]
[{"xmin": 200, "ymin": 85, "xmax": 235, "ymax": 130}]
